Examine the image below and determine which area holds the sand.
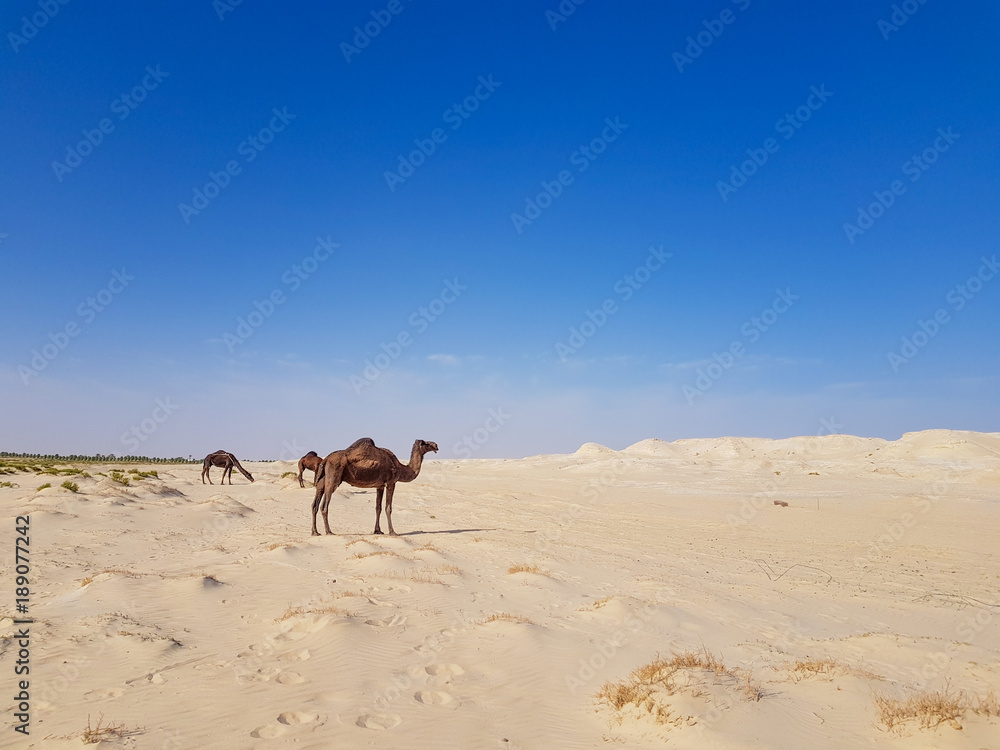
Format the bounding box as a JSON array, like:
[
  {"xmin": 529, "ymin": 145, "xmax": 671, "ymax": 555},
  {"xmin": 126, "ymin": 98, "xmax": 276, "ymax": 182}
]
[{"xmin": 2, "ymin": 430, "xmax": 999, "ymax": 748}]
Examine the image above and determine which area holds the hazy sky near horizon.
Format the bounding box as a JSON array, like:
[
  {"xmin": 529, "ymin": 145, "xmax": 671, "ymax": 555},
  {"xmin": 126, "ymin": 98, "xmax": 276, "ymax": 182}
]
[{"xmin": 1, "ymin": 1, "xmax": 998, "ymax": 459}]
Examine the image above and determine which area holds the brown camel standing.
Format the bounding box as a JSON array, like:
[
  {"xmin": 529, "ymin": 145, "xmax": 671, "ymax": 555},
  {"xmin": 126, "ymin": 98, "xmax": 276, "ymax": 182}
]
[
  {"xmin": 297, "ymin": 451, "xmax": 322, "ymax": 488},
  {"xmin": 311, "ymin": 438, "xmax": 438, "ymax": 536},
  {"xmin": 201, "ymin": 450, "xmax": 255, "ymax": 485}
]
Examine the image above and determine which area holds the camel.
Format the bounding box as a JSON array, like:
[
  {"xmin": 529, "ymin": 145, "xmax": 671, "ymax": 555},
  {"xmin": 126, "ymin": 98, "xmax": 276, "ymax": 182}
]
[
  {"xmin": 311, "ymin": 437, "xmax": 438, "ymax": 537},
  {"xmin": 297, "ymin": 451, "xmax": 322, "ymax": 488},
  {"xmin": 201, "ymin": 450, "xmax": 255, "ymax": 485}
]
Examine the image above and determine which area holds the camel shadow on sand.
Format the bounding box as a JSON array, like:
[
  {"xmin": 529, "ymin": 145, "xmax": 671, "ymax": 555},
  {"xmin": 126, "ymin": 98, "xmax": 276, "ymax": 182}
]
[{"xmin": 398, "ymin": 528, "xmax": 496, "ymax": 536}]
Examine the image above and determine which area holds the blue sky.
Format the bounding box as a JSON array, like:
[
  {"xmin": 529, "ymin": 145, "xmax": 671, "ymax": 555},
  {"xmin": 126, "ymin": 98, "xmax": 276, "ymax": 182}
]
[{"xmin": 1, "ymin": 0, "xmax": 998, "ymax": 459}]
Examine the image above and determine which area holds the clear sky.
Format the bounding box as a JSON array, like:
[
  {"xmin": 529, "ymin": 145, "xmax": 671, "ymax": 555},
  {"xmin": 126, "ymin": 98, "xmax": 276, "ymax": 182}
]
[{"xmin": 1, "ymin": 1, "xmax": 998, "ymax": 459}]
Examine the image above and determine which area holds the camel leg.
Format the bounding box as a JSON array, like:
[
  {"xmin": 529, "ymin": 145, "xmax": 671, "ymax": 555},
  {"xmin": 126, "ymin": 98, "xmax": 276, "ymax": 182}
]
[
  {"xmin": 298, "ymin": 462, "xmax": 305, "ymax": 489},
  {"xmin": 311, "ymin": 474, "xmax": 326, "ymax": 536},
  {"xmin": 312, "ymin": 467, "xmax": 319, "ymax": 487},
  {"xmin": 373, "ymin": 486, "xmax": 384, "ymax": 535},
  {"xmin": 204, "ymin": 466, "xmax": 213, "ymax": 485},
  {"xmin": 226, "ymin": 463, "xmax": 234, "ymax": 484},
  {"xmin": 385, "ymin": 483, "xmax": 397, "ymax": 536},
  {"xmin": 320, "ymin": 461, "xmax": 344, "ymax": 535}
]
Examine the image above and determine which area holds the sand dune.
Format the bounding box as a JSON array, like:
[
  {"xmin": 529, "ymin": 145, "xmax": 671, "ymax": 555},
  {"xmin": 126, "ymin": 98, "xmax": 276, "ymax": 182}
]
[{"xmin": 2, "ymin": 430, "xmax": 999, "ymax": 748}]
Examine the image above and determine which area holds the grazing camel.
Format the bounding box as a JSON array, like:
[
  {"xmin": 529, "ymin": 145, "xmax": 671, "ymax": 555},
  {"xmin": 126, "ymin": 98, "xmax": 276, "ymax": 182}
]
[
  {"xmin": 201, "ymin": 450, "xmax": 255, "ymax": 485},
  {"xmin": 297, "ymin": 451, "xmax": 322, "ymax": 488},
  {"xmin": 311, "ymin": 437, "xmax": 438, "ymax": 537}
]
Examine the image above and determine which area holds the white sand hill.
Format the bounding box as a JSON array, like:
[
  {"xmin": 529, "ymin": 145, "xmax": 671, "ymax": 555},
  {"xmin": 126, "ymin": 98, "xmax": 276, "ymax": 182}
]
[{"xmin": 2, "ymin": 430, "xmax": 999, "ymax": 748}]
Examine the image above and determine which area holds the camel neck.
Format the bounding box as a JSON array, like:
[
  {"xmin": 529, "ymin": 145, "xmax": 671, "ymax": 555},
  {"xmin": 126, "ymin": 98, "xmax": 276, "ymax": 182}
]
[{"xmin": 399, "ymin": 445, "xmax": 423, "ymax": 481}]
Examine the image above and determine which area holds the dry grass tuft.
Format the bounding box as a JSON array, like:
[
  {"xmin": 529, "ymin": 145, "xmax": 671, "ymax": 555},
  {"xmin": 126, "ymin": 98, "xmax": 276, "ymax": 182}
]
[
  {"xmin": 81, "ymin": 713, "xmax": 144, "ymax": 744},
  {"xmin": 275, "ymin": 603, "xmax": 353, "ymax": 622},
  {"xmin": 875, "ymin": 685, "xmax": 1000, "ymax": 733},
  {"xmin": 793, "ymin": 658, "xmax": 840, "ymax": 676},
  {"xmin": 353, "ymin": 550, "xmax": 400, "ymax": 560},
  {"xmin": 791, "ymin": 658, "xmax": 882, "ymax": 682},
  {"xmin": 507, "ymin": 563, "xmax": 543, "ymax": 575},
  {"xmin": 874, "ymin": 685, "xmax": 966, "ymax": 732},
  {"xmin": 405, "ymin": 570, "xmax": 446, "ymax": 584},
  {"xmin": 973, "ymin": 690, "xmax": 1000, "ymax": 717},
  {"xmin": 416, "ymin": 542, "xmax": 441, "ymax": 552},
  {"xmin": 597, "ymin": 648, "xmax": 764, "ymax": 727},
  {"xmin": 363, "ymin": 569, "xmax": 447, "ymax": 585},
  {"xmin": 478, "ymin": 612, "xmax": 533, "ymax": 625},
  {"xmin": 583, "ymin": 596, "xmax": 614, "ymax": 610}
]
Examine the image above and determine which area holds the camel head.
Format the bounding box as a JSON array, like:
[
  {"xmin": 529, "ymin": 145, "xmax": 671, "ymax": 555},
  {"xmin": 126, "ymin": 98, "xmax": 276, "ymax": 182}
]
[{"xmin": 416, "ymin": 440, "xmax": 438, "ymax": 455}]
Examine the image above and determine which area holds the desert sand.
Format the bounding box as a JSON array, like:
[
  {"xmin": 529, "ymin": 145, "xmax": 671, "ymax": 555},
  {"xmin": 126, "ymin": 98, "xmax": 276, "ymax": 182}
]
[{"xmin": 2, "ymin": 430, "xmax": 999, "ymax": 749}]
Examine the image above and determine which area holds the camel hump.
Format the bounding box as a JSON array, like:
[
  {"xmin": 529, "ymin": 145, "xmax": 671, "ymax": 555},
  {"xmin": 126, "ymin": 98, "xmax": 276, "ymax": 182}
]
[
  {"xmin": 305, "ymin": 450, "xmax": 318, "ymax": 457},
  {"xmin": 346, "ymin": 437, "xmax": 376, "ymax": 450}
]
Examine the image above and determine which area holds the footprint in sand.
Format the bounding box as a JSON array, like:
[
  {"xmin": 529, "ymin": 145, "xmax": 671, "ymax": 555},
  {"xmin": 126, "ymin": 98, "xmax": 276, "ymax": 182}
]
[
  {"xmin": 425, "ymin": 664, "xmax": 464, "ymax": 677},
  {"xmin": 276, "ymin": 671, "xmax": 307, "ymax": 685},
  {"xmin": 277, "ymin": 711, "xmax": 318, "ymax": 725},
  {"xmin": 365, "ymin": 614, "xmax": 407, "ymax": 628},
  {"xmin": 250, "ymin": 724, "xmax": 287, "ymax": 738},
  {"xmin": 414, "ymin": 689, "xmax": 457, "ymax": 707},
  {"xmin": 84, "ymin": 688, "xmax": 124, "ymax": 700},
  {"xmin": 278, "ymin": 649, "xmax": 311, "ymax": 662},
  {"xmin": 357, "ymin": 713, "xmax": 401, "ymax": 730}
]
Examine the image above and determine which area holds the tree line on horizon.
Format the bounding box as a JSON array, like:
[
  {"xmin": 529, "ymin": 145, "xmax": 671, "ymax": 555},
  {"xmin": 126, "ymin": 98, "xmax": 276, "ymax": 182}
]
[
  {"xmin": 0, "ymin": 451, "xmax": 200, "ymax": 464},
  {"xmin": 0, "ymin": 452, "xmax": 278, "ymax": 464}
]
